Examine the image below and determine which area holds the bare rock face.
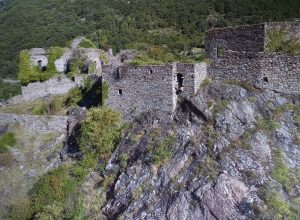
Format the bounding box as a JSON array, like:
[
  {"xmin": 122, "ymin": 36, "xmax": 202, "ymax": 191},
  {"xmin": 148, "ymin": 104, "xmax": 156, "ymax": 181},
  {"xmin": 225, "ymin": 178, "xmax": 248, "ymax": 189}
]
[
  {"xmin": 196, "ymin": 174, "xmax": 249, "ymax": 220},
  {"xmin": 88, "ymin": 81, "xmax": 300, "ymax": 220}
]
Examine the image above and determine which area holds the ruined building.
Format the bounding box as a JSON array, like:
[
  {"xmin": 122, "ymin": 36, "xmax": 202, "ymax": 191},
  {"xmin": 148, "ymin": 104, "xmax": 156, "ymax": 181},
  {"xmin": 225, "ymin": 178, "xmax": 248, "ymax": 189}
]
[
  {"xmin": 16, "ymin": 22, "xmax": 300, "ymax": 119},
  {"xmin": 206, "ymin": 22, "xmax": 300, "ymax": 94}
]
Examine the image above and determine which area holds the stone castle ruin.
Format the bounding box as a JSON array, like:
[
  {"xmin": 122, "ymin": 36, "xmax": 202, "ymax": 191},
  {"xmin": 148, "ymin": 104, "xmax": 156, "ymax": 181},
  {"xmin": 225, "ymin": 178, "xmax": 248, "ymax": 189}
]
[
  {"xmin": 21, "ymin": 38, "xmax": 103, "ymax": 101},
  {"xmin": 13, "ymin": 22, "xmax": 300, "ymax": 118},
  {"xmin": 206, "ymin": 22, "xmax": 300, "ymax": 94},
  {"xmin": 102, "ymin": 63, "xmax": 207, "ymax": 119}
]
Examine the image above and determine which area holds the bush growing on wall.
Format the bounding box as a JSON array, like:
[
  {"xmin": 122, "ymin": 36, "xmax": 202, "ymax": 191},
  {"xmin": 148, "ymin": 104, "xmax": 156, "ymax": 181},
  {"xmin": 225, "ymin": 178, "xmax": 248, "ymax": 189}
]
[
  {"xmin": 78, "ymin": 38, "xmax": 97, "ymax": 48},
  {"xmin": 18, "ymin": 47, "xmax": 66, "ymax": 85},
  {"xmin": 18, "ymin": 50, "xmax": 38, "ymax": 85},
  {"xmin": 266, "ymin": 30, "xmax": 300, "ymax": 55}
]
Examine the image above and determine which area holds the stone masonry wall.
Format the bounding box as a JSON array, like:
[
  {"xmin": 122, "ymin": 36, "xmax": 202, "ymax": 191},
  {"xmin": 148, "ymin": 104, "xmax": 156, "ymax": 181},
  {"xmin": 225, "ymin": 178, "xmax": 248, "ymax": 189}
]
[
  {"xmin": 103, "ymin": 65, "xmax": 174, "ymax": 119},
  {"xmin": 208, "ymin": 50, "xmax": 261, "ymax": 82},
  {"xmin": 0, "ymin": 113, "xmax": 68, "ymax": 133},
  {"xmin": 103, "ymin": 63, "xmax": 207, "ymax": 119},
  {"xmin": 22, "ymin": 75, "xmax": 83, "ymax": 101},
  {"xmin": 205, "ymin": 24, "xmax": 265, "ymax": 59},
  {"xmin": 208, "ymin": 51, "xmax": 300, "ymax": 94},
  {"xmin": 258, "ymin": 53, "xmax": 300, "ymax": 94}
]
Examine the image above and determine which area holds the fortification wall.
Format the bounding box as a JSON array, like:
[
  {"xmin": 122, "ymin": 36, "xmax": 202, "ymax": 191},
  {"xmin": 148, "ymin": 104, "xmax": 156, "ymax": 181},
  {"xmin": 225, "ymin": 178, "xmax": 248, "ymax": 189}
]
[
  {"xmin": 258, "ymin": 53, "xmax": 300, "ymax": 94},
  {"xmin": 103, "ymin": 63, "xmax": 208, "ymax": 119},
  {"xmin": 205, "ymin": 24, "xmax": 265, "ymax": 59},
  {"xmin": 208, "ymin": 50, "xmax": 261, "ymax": 82},
  {"xmin": 103, "ymin": 65, "xmax": 174, "ymax": 119},
  {"xmin": 208, "ymin": 51, "xmax": 300, "ymax": 94},
  {"xmin": 0, "ymin": 113, "xmax": 68, "ymax": 133},
  {"xmin": 22, "ymin": 75, "xmax": 83, "ymax": 101}
]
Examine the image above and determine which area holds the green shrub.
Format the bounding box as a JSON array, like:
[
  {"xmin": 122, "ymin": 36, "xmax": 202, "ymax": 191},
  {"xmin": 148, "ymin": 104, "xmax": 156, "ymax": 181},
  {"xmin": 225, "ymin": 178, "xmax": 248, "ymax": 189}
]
[
  {"xmin": 70, "ymin": 154, "xmax": 97, "ymax": 181},
  {"xmin": 256, "ymin": 117, "xmax": 281, "ymax": 133},
  {"xmin": 266, "ymin": 191, "xmax": 290, "ymax": 220},
  {"xmin": 266, "ymin": 29, "xmax": 300, "ymax": 55},
  {"xmin": 78, "ymin": 38, "xmax": 97, "ymax": 48},
  {"xmin": 99, "ymin": 51, "xmax": 109, "ymax": 64},
  {"xmin": 0, "ymin": 132, "xmax": 16, "ymax": 153},
  {"xmin": 65, "ymin": 87, "xmax": 83, "ymax": 106},
  {"xmin": 18, "ymin": 50, "xmax": 37, "ymax": 85},
  {"xmin": 30, "ymin": 166, "xmax": 76, "ymax": 213},
  {"xmin": 271, "ymin": 150, "xmax": 297, "ymax": 193},
  {"xmin": 151, "ymin": 134, "xmax": 175, "ymax": 165},
  {"xmin": 79, "ymin": 107, "xmax": 121, "ymax": 159}
]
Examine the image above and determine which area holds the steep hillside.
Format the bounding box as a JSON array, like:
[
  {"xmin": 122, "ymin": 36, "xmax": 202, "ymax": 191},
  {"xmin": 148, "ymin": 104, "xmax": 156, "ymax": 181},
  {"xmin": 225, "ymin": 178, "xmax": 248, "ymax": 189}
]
[{"xmin": 2, "ymin": 81, "xmax": 299, "ymax": 219}]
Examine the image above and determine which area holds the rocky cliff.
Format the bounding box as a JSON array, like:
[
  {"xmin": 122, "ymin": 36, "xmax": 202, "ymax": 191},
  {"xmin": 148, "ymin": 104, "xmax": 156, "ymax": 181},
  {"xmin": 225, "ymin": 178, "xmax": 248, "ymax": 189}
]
[{"xmin": 79, "ymin": 80, "xmax": 300, "ymax": 219}]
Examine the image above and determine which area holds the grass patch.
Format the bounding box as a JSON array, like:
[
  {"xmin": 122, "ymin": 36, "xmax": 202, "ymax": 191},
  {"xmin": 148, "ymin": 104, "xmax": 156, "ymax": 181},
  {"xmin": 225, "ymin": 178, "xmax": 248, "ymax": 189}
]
[
  {"xmin": 0, "ymin": 132, "xmax": 16, "ymax": 153},
  {"xmin": 212, "ymin": 100, "xmax": 229, "ymax": 120},
  {"xmin": 266, "ymin": 29, "xmax": 300, "ymax": 55},
  {"xmin": 224, "ymin": 79, "xmax": 259, "ymax": 93},
  {"xmin": 196, "ymin": 157, "xmax": 219, "ymax": 180},
  {"xmin": 271, "ymin": 150, "xmax": 297, "ymax": 193},
  {"xmin": 100, "ymin": 51, "xmax": 109, "ymax": 64},
  {"xmin": 130, "ymin": 46, "xmax": 205, "ymax": 65},
  {"xmin": 30, "ymin": 166, "xmax": 76, "ymax": 213},
  {"xmin": 151, "ymin": 134, "xmax": 176, "ymax": 165},
  {"xmin": 256, "ymin": 117, "xmax": 281, "ymax": 133}
]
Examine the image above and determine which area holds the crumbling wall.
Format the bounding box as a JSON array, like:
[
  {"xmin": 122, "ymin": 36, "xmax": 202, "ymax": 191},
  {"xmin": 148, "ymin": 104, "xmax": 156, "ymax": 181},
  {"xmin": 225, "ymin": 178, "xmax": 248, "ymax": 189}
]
[
  {"xmin": 22, "ymin": 75, "xmax": 83, "ymax": 101},
  {"xmin": 258, "ymin": 53, "xmax": 300, "ymax": 94},
  {"xmin": 103, "ymin": 63, "xmax": 208, "ymax": 119},
  {"xmin": 208, "ymin": 51, "xmax": 300, "ymax": 94},
  {"xmin": 103, "ymin": 65, "xmax": 174, "ymax": 119},
  {"xmin": 208, "ymin": 50, "xmax": 261, "ymax": 82},
  {"xmin": 0, "ymin": 113, "xmax": 68, "ymax": 133},
  {"xmin": 205, "ymin": 24, "xmax": 265, "ymax": 59}
]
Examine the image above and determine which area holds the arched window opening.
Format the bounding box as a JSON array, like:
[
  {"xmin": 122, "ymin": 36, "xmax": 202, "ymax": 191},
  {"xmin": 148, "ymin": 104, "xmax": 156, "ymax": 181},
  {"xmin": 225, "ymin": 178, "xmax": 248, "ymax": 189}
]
[
  {"xmin": 118, "ymin": 89, "xmax": 123, "ymax": 95},
  {"xmin": 217, "ymin": 45, "xmax": 225, "ymax": 58},
  {"xmin": 176, "ymin": 73, "xmax": 184, "ymax": 95}
]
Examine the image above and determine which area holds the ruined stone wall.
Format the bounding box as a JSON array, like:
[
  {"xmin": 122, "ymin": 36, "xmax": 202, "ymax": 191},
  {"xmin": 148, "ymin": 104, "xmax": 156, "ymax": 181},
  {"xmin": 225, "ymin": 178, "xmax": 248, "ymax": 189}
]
[
  {"xmin": 103, "ymin": 63, "xmax": 208, "ymax": 119},
  {"xmin": 22, "ymin": 75, "xmax": 83, "ymax": 101},
  {"xmin": 258, "ymin": 53, "xmax": 300, "ymax": 94},
  {"xmin": 103, "ymin": 65, "xmax": 174, "ymax": 120},
  {"xmin": 208, "ymin": 51, "xmax": 300, "ymax": 94},
  {"xmin": 205, "ymin": 24, "xmax": 265, "ymax": 59},
  {"xmin": 208, "ymin": 50, "xmax": 261, "ymax": 82},
  {"xmin": 0, "ymin": 113, "xmax": 68, "ymax": 133}
]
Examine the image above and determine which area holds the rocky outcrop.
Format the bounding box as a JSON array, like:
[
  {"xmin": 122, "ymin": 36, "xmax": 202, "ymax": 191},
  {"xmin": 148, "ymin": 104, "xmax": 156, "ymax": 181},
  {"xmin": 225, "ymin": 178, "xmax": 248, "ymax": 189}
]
[{"xmin": 88, "ymin": 81, "xmax": 300, "ymax": 219}]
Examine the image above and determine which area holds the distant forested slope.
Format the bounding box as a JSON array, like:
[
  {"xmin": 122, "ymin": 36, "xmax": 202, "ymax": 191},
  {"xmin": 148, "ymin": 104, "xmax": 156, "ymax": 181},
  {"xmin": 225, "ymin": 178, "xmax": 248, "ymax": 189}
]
[{"xmin": 0, "ymin": 0, "xmax": 299, "ymax": 93}]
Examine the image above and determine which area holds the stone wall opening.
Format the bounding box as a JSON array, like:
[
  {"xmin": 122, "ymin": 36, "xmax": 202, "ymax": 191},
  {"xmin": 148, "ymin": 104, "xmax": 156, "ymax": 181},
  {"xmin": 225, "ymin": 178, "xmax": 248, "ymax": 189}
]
[
  {"xmin": 118, "ymin": 89, "xmax": 123, "ymax": 95},
  {"xmin": 176, "ymin": 73, "xmax": 184, "ymax": 94},
  {"xmin": 263, "ymin": 77, "xmax": 269, "ymax": 83},
  {"xmin": 217, "ymin": 45, "xmax": 225, "ymax": 58},
  {"xmin": 149, "ymin": 69, "xmax": 153, "ymax": 74}
]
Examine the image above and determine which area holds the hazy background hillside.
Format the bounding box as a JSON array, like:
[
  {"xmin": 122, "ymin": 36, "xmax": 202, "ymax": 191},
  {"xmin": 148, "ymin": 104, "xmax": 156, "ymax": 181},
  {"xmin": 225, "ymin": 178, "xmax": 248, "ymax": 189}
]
[{"xmin": 0, "ymin": 0, "xmax": 299, "ymax": 98}]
